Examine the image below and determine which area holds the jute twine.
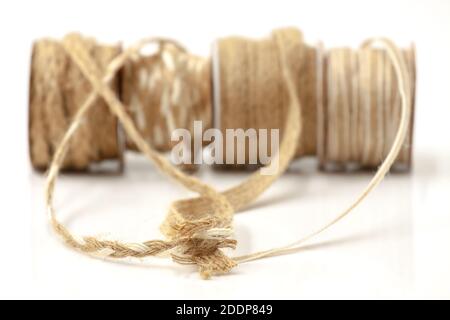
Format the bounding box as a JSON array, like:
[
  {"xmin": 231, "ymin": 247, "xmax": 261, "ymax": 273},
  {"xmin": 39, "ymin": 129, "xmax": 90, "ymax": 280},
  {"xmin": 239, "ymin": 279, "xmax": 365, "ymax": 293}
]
[
  {"xmin": 214, "ymin": 37, "xmax": 414, "ymax": 170},
  {"xmin": 318, "ymin": 45, "xmax": 415, "ymax": 170},
  {"xmin": 122, "ymin": 40, "xmax": 211, "ymax": 154},
  {"xmin": 30, "ymin": 32, "xmax": 415, "ymax": 173},
  {"xmin": 214, "ymin": 29, "xmax": 317, "ymax": 165},
  {"xmin": 29, "ymin": 38, "xmax": 123, "ymax": 171},
  {"xmin": 43, "ymin": 28, "xmax": 412, "ymax": 278}
]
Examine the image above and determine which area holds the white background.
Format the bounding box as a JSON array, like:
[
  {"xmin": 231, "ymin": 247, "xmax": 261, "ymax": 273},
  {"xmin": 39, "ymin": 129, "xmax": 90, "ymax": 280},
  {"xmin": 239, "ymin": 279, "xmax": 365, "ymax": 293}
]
[{"xmin": 0, "ymin": 0, "xmax": 449, "ymax": 299}]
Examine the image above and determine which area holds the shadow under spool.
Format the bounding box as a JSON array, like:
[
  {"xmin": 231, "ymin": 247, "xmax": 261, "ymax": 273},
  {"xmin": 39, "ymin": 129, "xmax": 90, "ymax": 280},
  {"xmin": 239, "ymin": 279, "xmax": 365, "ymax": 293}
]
[{"xmin": 28, "ymin": 29, "xmax": 416, "ymax": 173}]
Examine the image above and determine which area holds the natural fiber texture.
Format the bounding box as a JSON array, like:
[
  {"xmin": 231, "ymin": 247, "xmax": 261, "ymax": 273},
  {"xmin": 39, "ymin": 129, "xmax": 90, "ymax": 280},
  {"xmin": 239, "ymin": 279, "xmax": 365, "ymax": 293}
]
[
  {"xmin": 30, "ymin": 33, "xmax": 414, "ymax": 172},
  {"xmin": 234, "ymin": 37, "xmax": 412, "ymax": 263},
  {"xmin": 317, "ymin": 45, "xmax": 415, "ymax": 170},
  {"xmin": 42, "ymin": 29, "xmax": 412, "ymax": 278},
  {"xmin": 44, "ymin": 29, "xmax": 302, "ymax": 278},
  {"xmin": 215, "ymin": 29, "xmax": 316, "ymax": 165},
  {"xmin": 29, "ymin": 38, "xmax": 122, "ymax": 171},
  {"xmin": 122, "ymin": 41, "xmax": 211, "ymax": 154}
]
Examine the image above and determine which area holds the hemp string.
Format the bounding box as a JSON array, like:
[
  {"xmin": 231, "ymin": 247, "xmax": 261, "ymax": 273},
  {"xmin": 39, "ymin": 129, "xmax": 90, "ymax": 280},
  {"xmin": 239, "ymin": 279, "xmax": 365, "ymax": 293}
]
[
  {"xmin": 29, "ymin": 39, "xmax": 123, "ymax": 171},
  {"xmin": 235, "ymin": 38, "xmax": 412, "ymax": 263},
  {"xmin": 30, "ymin": 35, "xmax": 413, "ymax": 172},
  {"xmin": 122, "ymin": 40, "xmax": 211, "ymax": 164},
  {"xmin": 44, "ymin": 30, "xmax": 301, "ymax": 278},
  {"xmin": 44, "ymin": 31, "xmax": 411, "ymax": 278},
  {"xmin": 318, "ymin": 45, "xmax": 414, "ymax": 170}
]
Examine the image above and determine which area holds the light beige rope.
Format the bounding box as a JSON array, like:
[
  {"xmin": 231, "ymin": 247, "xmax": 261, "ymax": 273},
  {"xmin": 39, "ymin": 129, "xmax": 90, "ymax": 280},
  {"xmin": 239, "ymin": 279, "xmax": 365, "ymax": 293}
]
[
  {"xmin": 45, "ymin": 31, "xmax": 411, "ymax": 278},
  {"xmin": 215, "ymin": 28, "xmax": 314, "ymax": 166},
  {"xmin": 29, "ymin": 39, "xmax": 122, "ymax": 171},
  {"xmin": 45, "ymin": 29, "xmax": 302, "ymax": 279},
  {"xmin": 317, "ymin": 44, "xmax": 414, "ymax": 170},
  {"xmin": 234, "ymin": 38, "xmax": 412, "ymax": 263},
  {"xmin": 46, "ymin": 35, "xmax": 234, "ymax": 278},
  {"xmin": 122, "ymin": 40, "xmax": 211, "ymax": 156}
]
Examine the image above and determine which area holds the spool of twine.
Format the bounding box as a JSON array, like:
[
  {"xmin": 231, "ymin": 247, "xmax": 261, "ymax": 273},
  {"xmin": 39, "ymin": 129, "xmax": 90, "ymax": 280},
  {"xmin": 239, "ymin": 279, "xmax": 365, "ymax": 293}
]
[
  {"xmin": 34, "ymin": 28, "xmax": 413, "ymax": 279},
  {"xmin": 213, "ymin": 27, "xmax": 317, "ymax": 166},
  {"xmin": 214, "ymin": 33, "xmax": 415, "ymax": 170},
  {"xmin": 122, "ymin": 40, "xmax": 211, "ymax": 153},
  {"xmin": 29, "ymin": 36, "xmax": 123, "ymax": 171},
  {"xmin": 29, "ymin": 30, "xmax": 415, "ymax": 172},
  {"xmin": 317, "ymin": 45, "xmax": 415, "ymax": 170}
]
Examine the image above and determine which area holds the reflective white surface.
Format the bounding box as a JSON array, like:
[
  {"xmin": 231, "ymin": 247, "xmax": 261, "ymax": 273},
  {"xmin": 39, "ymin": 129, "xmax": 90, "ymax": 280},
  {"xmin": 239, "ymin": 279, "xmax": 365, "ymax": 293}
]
[{"xmin": 26, "ymin": 151, "xmax": 449, "ymax": 299}]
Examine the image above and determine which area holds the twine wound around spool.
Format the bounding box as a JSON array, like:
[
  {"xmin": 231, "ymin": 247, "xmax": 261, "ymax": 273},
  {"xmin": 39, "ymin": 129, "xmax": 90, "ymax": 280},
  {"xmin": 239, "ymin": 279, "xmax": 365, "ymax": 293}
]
[
  {"xmin": 317, "ymin": 44, "xmax": 415, "ymax": 170},
  {"xmin": 29, "ymin": 30, "xmax": 415, "ymax": 173},
  {"xmin": 122, "ymin": 40, "xmax": 212, "ymax": 155},
  {"xmin": 34, "ymin": 28, "xmax": 414, "ymax": 278},
  {"xmin": 29, "ymin": 37, "xmax": 123, "ymax": 171}
]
